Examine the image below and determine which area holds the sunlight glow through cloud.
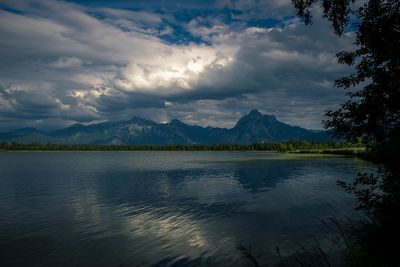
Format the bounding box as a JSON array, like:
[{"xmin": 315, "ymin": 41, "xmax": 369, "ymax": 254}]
[{"xmin": 0, "ymin": 0, "xmax": 355, "ymax": 131}]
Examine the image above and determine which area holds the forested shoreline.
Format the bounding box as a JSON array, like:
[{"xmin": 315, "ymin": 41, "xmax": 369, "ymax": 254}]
[{"xmin": 0, "ymin": 139, "xmax": 365, "ymax": 154}]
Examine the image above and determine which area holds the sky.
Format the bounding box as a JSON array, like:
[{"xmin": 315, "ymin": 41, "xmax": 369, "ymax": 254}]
[{"xmin": 0, "ymin": 0, "xmax": 356, "ymax": 132}]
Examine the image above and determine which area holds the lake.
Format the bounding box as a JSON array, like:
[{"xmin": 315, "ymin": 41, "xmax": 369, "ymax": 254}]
[{"xmin": 0, "ymin": 152, "xmax": 374, "ymax": 266}]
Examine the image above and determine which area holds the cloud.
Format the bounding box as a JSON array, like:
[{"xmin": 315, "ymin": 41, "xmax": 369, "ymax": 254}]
[
  {"xmin": 0, "ymin": 0, "xmax": 355, "ymax": 131},
  {"xmin": 215, "ymin": 0, "xmax": 294, "ymax": 20},
  {"xmin": 49, "ymin": 57, "xmax": 83, "ymax": 68}
]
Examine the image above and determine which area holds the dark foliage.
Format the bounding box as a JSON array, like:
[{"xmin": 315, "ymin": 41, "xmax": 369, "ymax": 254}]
[
  {"xmin": 293, "ymin": 0, "xmax": 400, "ymax": 265},
  {"xmin": 0, "ymin": 139, "xmax": 360, "ymax": 152}
]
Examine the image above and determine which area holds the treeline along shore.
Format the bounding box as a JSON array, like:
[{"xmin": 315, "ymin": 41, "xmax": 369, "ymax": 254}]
[{"xmin": 0, "ymin": 140, "xmax": 367, "ymax": 155}]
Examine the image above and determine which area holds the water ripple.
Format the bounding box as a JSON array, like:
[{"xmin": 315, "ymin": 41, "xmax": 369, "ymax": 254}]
[{"xmin": 0, "ymin": 152, "xmax": 375, "ymax": 266}]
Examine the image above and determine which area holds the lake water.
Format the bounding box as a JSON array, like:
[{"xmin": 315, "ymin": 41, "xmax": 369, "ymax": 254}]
[{"xmin": 0, "ymin": 152, "xmax": 374, "ymax": 266}]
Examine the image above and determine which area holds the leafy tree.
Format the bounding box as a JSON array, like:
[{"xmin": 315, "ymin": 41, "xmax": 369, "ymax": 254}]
[
  {"xmin": 292, "ymin": 0, "xmax": 400, "ymax": 265},
  {"xmin": 0, "ymin": 140, "xmax": 8, "ymax": 149}
]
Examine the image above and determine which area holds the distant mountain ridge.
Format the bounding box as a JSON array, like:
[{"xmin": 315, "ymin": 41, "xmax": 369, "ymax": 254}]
[{"xmin": 0, "ymin": 110, "xmax": 335, "ymax": 144}]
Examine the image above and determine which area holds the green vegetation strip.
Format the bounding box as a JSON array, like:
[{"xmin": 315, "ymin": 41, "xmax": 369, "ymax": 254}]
[{"xmin": 0, "ymin": 140, "xmax": 366, "ymax": 153}]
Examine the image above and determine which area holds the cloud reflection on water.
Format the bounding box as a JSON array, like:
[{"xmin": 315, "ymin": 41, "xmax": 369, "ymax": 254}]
[{"xmin": 0, "ymin": 152, "xmax": 375, "ymax": 266}]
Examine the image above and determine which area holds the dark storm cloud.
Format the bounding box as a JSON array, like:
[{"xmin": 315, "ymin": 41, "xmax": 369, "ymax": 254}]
[
  {"xmin": 0, "ymin": 0, "xmax": 355, "ymax": 131},
  {"xmin": 0, "ymin": 86, "xmax": 58, "ymax": 119},
  {"xmin": 95, "ymin": 92, "xmax": 166, "ymax": 113},
  {"xmin": 167, "ymin": 18, "xmax": 352, "ymax": 103}
]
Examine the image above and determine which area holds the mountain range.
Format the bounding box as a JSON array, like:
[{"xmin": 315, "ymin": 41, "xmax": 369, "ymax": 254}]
[{"xmin": 0, "ymin": 110, "xmax": 335, "ymax": 144}]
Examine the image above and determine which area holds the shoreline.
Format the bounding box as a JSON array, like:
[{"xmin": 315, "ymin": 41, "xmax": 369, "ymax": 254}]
[{"xmin": 0, "ymin": 148, "xmax": 369, "ymax": 158}]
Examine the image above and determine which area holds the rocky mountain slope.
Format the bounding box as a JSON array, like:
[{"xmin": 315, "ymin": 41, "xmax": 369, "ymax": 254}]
[{"xmin": 0, "ymin": 110, "xmax": 334, "ymax": 144}]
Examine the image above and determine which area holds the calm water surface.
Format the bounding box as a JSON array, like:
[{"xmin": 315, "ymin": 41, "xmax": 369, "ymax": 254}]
[{"xmin": 0, "ymin": 152, "xmax": 374, "ymax": 266}]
